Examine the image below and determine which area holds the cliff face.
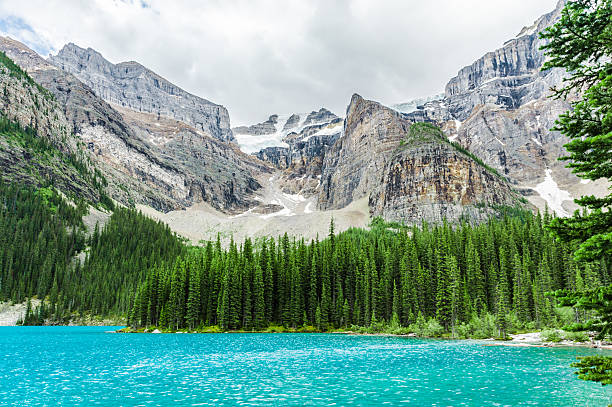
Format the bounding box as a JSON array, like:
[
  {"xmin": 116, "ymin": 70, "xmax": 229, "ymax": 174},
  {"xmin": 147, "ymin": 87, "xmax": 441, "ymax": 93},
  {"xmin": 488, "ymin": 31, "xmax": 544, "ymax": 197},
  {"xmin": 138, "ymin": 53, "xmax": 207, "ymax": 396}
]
[
  {"xmin": 319, "ymin": 95, "xmax": 521, "ymax": 223},
  {"xmin": 0, "ymin": 48, "xmax": 101, "ymax": 202},
  {"xmin": 49, "ymin": 43, "xmax": 234, "ymax": 143},
  {"xmin": 371, "ymin": 138, "xmax": 517, "ymax": 224},
  {"xmin": 397, "ymin": 0, "xmax": 588, "ymax": 216},
  {"xmin": 319, "ymin": 95, "xmax": 410, "ymax": 210},
  {"xmin": 0, "ymin": 37, "xmax": 266, "ymax": 213}
]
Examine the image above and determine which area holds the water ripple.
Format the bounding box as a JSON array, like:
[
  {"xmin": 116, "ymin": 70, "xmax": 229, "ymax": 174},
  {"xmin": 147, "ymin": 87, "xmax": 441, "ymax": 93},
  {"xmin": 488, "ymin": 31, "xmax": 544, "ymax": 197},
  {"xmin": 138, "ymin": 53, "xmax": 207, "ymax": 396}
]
[{"xmin": 0, "ymin": 327, "xmax": 610, "ymax": 406}]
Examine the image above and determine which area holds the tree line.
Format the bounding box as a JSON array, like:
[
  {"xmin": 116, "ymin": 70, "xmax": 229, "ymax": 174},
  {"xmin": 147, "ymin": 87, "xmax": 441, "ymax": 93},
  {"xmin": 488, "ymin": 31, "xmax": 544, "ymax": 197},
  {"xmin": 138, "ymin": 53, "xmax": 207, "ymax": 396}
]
[
  {"xmin": 128, "ymin": 213, "xmax": 609, "ymax": 334},
  {"xmin": 0, "ymin": 180, "xmax": 185, "ymax": 322}
]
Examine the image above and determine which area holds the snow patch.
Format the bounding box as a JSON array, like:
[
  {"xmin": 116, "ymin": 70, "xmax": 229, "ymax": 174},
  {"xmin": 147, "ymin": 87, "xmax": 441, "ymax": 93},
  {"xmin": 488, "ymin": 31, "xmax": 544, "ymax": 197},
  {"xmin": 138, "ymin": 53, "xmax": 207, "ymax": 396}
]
[
  {"xmin": 531, "ymin": 137, "xmax": 542, "ymax": 147},
  {"xmin": 229, "ymin": 207, "xmax": 256, "ymax": 219},
  {"xmin": 580, "ymin": 179, "xmax": 591, "ymax": 184},
  {"xmin": 235, "ymin": 111, "xmax": 338, "ymax": 154},
  {"xmin": 304, "ymin": 202, "xmax": 314, "ymax": 214},
  {"xmin": 391, "ymin": 93, "xmax": 444, "ymax": 114},
  {"xmin": 532, "ymin": 169, "xmax": 573, "ymax": 217},
  {"xmin": 283, "ymin": 193, "xmax": 306, "ymax": 203},
  {"xmin": 495, "ymin": 137, "xmax": 506, "ymax": 146},
  {"xmin": 302, "ymin": 122, "xmax": 343, "ymax": 142}
]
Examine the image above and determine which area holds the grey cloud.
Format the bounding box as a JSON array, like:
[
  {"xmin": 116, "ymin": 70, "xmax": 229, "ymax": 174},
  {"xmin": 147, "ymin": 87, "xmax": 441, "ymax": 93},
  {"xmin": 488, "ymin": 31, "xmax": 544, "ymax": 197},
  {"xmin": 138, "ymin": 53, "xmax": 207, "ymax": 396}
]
[{"xmin": 0, "ymin": 0, "xmax": 557, "ymax": 125}]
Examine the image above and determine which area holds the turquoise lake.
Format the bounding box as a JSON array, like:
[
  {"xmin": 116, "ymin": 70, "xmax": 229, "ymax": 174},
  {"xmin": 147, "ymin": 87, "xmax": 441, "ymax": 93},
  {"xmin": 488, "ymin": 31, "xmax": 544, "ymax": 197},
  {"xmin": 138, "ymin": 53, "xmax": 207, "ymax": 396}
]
[{"xmin": 1, "ymin": 327, "xmax": 611, "ymax": 406}]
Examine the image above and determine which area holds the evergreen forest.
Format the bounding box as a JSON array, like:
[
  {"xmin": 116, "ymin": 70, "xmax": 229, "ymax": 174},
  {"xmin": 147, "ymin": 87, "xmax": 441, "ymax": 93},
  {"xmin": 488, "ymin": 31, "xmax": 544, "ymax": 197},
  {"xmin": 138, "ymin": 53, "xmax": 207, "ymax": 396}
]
[{"xmin": 127, "ymin": 213, "xmax": 609, "ymax": 336}]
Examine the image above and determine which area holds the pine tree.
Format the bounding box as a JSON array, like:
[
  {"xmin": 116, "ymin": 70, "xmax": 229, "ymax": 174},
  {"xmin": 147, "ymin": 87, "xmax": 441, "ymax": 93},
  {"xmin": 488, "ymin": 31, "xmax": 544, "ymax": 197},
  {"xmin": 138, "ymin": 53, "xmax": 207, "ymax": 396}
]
[
  {"xmin": 436, "ymin": 254, "xmax": 452, "ymax": 330},
  {"xmin": 542, "ymin": 0, "xmax": 612, "ymax": 263},
  {"xmin": 185, "ymin": 265, "xmax": 201, "ymax": 330},
  {"xmin": 253, "ymin": 263, "xmax": 265, "ymax": 329}
]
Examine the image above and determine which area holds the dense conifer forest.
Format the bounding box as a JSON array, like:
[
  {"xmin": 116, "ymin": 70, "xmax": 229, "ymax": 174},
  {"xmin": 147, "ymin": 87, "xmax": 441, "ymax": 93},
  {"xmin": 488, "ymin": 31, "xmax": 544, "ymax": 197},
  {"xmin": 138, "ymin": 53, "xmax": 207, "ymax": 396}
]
[
  {"xmin": 0, "ymin": 181, "xmax": 185, "ymax": 323},
  {"xmin": 2, "ymin": 178, "xmax": 608, "ymax": 337},
  {"xmin": 127, "ymin": 212, "xmax": 609, "ymax": 336}
]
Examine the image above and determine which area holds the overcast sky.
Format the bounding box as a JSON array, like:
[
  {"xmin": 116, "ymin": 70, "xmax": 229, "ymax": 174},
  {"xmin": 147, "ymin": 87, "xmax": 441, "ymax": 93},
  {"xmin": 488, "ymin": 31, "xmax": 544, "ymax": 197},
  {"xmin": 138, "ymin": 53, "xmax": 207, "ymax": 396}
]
[{"xmin": 0, "ymin": 0, "xmax": 558, "ymax": 126}]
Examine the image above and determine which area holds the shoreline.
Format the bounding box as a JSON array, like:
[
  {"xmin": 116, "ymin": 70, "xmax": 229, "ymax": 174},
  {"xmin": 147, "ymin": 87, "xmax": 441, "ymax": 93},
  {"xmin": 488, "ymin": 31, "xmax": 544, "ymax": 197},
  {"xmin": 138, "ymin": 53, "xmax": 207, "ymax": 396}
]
[{"xmin": 114, "ymin": 327, "xmax": 612, "ymax": 350}]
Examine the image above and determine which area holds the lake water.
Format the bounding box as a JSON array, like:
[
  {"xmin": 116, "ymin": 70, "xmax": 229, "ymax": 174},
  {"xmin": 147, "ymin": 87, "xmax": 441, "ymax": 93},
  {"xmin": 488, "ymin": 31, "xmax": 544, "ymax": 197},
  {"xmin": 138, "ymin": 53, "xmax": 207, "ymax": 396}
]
[{"xmin": 1, "ymin": 327, "xmax": 610, "ymax": 406}]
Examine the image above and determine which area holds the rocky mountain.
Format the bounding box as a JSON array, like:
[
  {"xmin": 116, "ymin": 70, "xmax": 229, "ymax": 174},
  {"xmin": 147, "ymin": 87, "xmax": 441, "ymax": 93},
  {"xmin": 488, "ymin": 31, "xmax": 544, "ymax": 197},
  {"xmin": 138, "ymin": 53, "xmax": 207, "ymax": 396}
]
[
  {"xmin": 394, "ymin": 0, "xmax": 605, "ymax": 216},
  {"xmin": 0, "ymin": 49, "xmax": 104, "ymax": 203},
  {"xmin": 235, "ymin": 108, "xmax": 342, "ymax": 195},
  {"xmin": 233, "ymin": 108, "xmax": 339, "ymax": 154},
  {"xmin": 0, "ymin": 37, "xmax": 267, "ymax": 213},
  {"xmin": 49, "ymin": 43, "xmax": 234, "ymax": 143},
  {"xmin": 0, "ymin": 0, "xmax": 600, "ymax": 239},
  {"xmin": 318, "ymin": 94, "xmax": 522, "ymax": 223}
]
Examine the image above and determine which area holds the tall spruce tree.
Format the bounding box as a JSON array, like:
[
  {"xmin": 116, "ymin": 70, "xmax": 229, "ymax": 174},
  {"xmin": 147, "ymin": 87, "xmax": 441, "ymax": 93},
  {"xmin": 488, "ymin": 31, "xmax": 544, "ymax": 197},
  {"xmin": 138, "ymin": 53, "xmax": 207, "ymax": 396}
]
[{"xmin": 541, "ymin": 0, "xmax": 612, "ymax": 386}]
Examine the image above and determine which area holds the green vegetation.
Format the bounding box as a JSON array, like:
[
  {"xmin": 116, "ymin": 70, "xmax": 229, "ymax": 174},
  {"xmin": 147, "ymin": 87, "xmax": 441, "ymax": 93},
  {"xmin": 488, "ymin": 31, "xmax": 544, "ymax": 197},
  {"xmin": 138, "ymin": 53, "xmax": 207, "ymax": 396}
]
[
  {"xmin": 0, "ymin": 115, "xmax": 113, "ymax": 211},
  {"xmin": 398, "ymin": 122, "xmax": 446, "ymax": 147},
  {"xmin": 128, "ymin": 213, "xmax": 608, "ymax": 336},
  {"xmin": 0, "ymin": 51, "xmax": 53, "ymax": 100},
  {"xmin": 0, "ymin": 182, "xmax": 184, "ymax": 323},
  {"xmin": 540, "ymin": 0, "xmax": 612, "ymax": 386},
  {"xmin": 0, "ymin": 181, "xmax": 86, "ymax": 303},
  {"xmin": 62, "ymin": 207, "xmax": 186, "ymax": 316}
]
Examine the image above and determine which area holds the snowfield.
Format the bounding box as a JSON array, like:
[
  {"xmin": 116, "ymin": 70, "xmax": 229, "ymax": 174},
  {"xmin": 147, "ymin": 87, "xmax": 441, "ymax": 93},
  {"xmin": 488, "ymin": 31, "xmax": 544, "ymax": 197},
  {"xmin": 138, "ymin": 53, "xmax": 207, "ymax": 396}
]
[{"xmin": 532, "ymin": 169, "xmax": 573, "ymax": 217}]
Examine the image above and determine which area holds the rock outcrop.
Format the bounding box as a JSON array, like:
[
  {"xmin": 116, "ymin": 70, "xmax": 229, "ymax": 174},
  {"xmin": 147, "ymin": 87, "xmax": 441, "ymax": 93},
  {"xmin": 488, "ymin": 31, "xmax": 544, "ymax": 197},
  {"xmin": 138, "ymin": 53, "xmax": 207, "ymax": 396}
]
[
  {"xmin": 251, "ymin": 117, "xmax": 343, "ymax": 195},
  {"xmin": 319, "ymin": 95, "xmax": 522, "ymax": 223},
  {"xmin": 233, "ymin": 115, "xmax": 279, "ymax": 136},
  {"xmin": 371, "ymin": 129, "xmax": 518, "ymax": 224},
  {"xmin": 395, "ymin": 0, "xmax": 593, "ymax": 215},
  {"xmin": 0, "ymin": 37, "xmax": 267, "ymax": 213},
  {"xmin": 49, "ymin": 43, "xmax": 234, "ymax": 143}
]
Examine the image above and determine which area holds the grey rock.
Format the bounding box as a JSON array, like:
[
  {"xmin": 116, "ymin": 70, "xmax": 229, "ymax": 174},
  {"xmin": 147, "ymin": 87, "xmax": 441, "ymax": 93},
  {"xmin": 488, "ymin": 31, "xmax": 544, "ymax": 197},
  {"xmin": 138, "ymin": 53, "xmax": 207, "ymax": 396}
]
[
  {"xmin": 302, "ymin": 108, "xmax": 338, "ymax": 126},
  {"xmin": 233, "ymin": 114, "xmax": 278, "ymax": 135},
  {"xmin": 319, "ymin": 94, "xmax": 522, "ymax": 224},
  {"xmin": 1, "ymin": 37, "xmax": 267, "ymax": 213},
  {"xmin": 49, "ymin": 43, "xmax": 234, "ymax": 143},
  {"xmin": 283, "ymin": 114, "xmax": 301, "ymax": 130},
  {"xmin": 396, "ymin": 0, "xmax": 586, "ymax": 206}
]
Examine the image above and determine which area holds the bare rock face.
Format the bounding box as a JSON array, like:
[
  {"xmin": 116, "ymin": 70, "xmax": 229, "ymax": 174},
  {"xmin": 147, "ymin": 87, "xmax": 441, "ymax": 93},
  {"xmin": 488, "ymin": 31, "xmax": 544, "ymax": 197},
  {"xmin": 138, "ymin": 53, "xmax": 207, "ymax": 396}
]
[
  {"xmin": 0, "ymin": 37, "xmax": 266, "ymax": 213},
  {"xmin": 49, "ymin": 43, "xmax": 234, "ymax": 143},
  {"xmin": 0, "ymin": 46, "xmax": 102, "ymax": 202},
  {"xmin": 395, "ymin": 0, "xmax": 597, "ymax": 216},
  {"xmin": 319, "ymin": 94, "xmax": 412, "ymax": 210},
  {"xmin": 371, "ymin": 133, "xmax": 518, "ymax": 224},
  {"xmin": 319, "ymin": 95, "xmax": 522, "ymax": 223},
  {"xmin": 233, "ymin": 115, "xmax": 279, "ymax": 136},
  {"xmin": 302, "ymin": 108, "xmax": 338, "ymax": 126}
]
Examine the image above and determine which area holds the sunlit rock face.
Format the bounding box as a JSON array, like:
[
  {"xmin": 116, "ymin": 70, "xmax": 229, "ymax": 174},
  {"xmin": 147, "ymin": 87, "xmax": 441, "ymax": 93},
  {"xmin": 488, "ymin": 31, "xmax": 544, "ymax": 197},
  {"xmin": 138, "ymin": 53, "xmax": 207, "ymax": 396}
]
[{"xmin": 319, "ymin": 95, "xmax": 522, "ymax": 223}]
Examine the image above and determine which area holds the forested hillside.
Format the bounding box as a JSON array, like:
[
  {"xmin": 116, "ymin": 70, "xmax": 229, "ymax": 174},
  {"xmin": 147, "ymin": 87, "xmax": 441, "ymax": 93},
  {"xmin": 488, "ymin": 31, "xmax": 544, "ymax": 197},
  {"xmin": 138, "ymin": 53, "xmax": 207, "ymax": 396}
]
[
  {"xmin": 128, "ymin": 212, "xmax": 609, "ymax": 335},
  {"xmin": 0, "ymin": 181, "xmax": 185, "ymax": 323},
  {"xmin": 0, "ymin": 181, "xmax": 86, "ymax": 303}
]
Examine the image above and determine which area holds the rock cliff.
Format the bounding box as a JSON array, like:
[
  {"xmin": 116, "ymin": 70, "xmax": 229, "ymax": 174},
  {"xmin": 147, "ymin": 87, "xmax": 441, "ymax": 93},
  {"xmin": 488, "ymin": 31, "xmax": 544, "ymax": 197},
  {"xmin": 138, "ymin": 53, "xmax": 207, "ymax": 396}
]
[
  {"xmin": 0, "ymin": 37, "xmax": 267, "ymax": 213},
  {"xmin": 396, "ymin": 0, "xmax": 595, "ymax": 215},
  {"xmin": 319, "ymin": 95, "xmax": 522, "ymax": 223},
  {"xmin": 49, "ymin": 43, "xmax": 234, "ymax": 143}
]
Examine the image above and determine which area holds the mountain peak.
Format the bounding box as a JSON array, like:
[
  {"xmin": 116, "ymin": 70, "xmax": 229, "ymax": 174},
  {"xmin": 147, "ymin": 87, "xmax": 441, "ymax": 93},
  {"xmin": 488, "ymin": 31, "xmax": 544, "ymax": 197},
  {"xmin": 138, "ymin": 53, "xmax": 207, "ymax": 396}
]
[{"xmin": 49, "ymin": 44, "xmax": 234, "ymax": 142}]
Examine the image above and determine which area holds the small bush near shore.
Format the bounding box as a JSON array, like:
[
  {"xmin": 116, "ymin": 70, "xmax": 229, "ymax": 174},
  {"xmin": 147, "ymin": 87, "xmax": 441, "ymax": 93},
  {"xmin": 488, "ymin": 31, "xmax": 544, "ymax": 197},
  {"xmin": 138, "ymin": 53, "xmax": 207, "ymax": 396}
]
[
  {"xmin": 542, "ymin": 329, "xmax": 564, "ymax": 342},
  {"xmin": 562, "ymin": 331, "xmax": 589, "ymax": 342}
]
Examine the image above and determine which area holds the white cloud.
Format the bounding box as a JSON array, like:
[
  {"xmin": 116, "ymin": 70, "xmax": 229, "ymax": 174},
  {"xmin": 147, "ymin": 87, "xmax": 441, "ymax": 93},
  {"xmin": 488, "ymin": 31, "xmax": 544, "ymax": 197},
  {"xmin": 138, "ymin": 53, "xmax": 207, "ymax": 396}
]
[{"xmin": 0, "ymin": 0, "xmax": 557, "ymax": 126}]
